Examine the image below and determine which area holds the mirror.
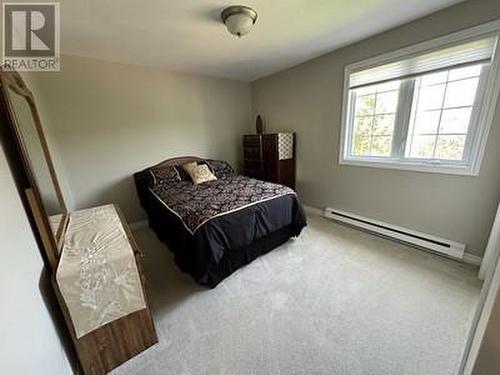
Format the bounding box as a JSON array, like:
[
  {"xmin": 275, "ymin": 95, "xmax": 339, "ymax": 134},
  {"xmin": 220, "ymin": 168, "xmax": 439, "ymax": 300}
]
[
  {"xmin": 8, "ymin": 91, "xmax": 63, "ymax": 215},
  {"xmin": 0, "ymin": 70, "xmax": 67, "ymax": 260}
]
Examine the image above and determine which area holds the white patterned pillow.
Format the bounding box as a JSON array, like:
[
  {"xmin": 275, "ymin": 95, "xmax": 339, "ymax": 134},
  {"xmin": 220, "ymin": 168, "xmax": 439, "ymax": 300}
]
[{"xmin": 187, "ymin": 164, "xmax": 217, "ymax": 185}]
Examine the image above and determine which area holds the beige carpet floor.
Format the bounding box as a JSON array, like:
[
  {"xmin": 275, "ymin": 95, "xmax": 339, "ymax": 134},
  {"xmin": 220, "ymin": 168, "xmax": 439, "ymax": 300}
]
[{"xmin": 112, "ymin": 213, "xmax": 481, "ymax": 375}]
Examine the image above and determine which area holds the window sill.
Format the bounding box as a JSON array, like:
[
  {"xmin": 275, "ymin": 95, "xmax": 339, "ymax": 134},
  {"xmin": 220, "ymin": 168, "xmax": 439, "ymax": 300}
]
[{"xmin": 339, "ymin": 158, "xmax": 478, "ymax": 176}]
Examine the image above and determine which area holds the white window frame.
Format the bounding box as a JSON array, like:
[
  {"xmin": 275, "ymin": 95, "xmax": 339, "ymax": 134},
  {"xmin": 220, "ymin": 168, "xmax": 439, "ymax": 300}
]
[{"xmin": 339, "ymin": 20, "xmax": 500, "ymax": 176}]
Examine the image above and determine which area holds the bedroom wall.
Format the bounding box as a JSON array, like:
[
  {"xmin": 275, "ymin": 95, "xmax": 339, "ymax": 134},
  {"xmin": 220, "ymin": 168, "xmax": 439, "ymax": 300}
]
[
  {"xmin": 0, "ymin": 144, "xmax": 72, "ymax": 374},
  {"xmin": 252, "ymin": 0, "xmax": 500, "ymax": 257},
  {"xmin": 28, "ymin": 55, "xmax": 252, "ymax": 222}
]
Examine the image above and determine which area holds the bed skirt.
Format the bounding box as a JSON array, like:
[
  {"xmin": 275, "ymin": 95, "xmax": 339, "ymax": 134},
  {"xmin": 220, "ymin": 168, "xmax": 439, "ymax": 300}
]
[{"xmin": 146, "ymin": 196, "xmax": 305, "ymax": 288}]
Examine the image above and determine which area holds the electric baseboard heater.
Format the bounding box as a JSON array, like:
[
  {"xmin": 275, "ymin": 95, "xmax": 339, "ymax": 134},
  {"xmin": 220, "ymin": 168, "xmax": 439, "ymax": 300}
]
[{"xmin": 324, "ymin": 207, "xmax": 465, "ymax": 259}]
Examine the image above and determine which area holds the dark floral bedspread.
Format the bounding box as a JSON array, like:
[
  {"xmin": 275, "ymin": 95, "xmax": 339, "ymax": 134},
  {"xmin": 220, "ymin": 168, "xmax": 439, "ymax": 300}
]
[{"xmin": 149, "ymin": 175, "xmax": 296, "ymax": 234}]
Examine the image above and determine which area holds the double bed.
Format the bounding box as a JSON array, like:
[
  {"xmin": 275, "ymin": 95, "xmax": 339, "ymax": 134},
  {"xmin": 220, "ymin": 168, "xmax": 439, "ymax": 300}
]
[{"xmin": 134, "ymin": 156, "xmax": 307, "ymax": 287}]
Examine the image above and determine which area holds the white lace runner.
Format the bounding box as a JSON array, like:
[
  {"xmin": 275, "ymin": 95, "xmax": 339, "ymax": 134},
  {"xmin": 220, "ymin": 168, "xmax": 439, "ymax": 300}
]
[{"xmin": 56, "ymin": 204, "xmax": 146, "ymax": 338}]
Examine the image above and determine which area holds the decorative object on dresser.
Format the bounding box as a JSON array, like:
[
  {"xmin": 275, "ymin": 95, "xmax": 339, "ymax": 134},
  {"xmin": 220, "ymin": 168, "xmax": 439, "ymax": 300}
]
[
  {"xmin": 255, "ymin": 114, "xmax": 264, "ymax": 134},
  {"xmin": 0, "ymin": 69, "xmax": 157, "ymax": 375},
  {"xmin": 243, "ymin": 132, "xmax": 296, "ymax": 189}
]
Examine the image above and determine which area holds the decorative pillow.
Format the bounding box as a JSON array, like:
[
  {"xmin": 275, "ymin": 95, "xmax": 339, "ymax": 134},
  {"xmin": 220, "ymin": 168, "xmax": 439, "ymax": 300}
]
[
  {"xmin": 187, "ymin": 164, "xmax": 217, "ymax": 185},
  {"xmin": 176, "ymin": 161, "xmax": 209, "ymax": 180},
  {"xmin": 150, "ymin": 166, "xmax": 181, "ymax": 185},
  {"xmin": 206, "ymin": 159, "xmax": 234, "ymax": 178},
  {"xmin": 174, "ymin": 166, "xmax": 189, "ymax": 181},
  {"xmin": 182, "ymin": 161, "xmax": 198, "ymax": 175}
]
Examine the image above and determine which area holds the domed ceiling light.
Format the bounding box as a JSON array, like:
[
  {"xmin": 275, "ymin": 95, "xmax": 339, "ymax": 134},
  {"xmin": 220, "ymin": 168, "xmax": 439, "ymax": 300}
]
[{"xmin": 221, "ymin": 5, "xmax": 258, "ymax": 37}]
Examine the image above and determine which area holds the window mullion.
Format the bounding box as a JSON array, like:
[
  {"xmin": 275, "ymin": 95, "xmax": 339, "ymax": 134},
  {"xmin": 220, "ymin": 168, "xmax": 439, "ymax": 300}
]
[
  {"xmin": 391, "ymin": 79, "xmax": 415, "ymax": 159},
  {"xmin": 346, "ymin": 91, "xmax": 357, "ymax": 157},
  {"xmin": 462, "ymin": 65, "xmax": 489, "ymax": 164}
]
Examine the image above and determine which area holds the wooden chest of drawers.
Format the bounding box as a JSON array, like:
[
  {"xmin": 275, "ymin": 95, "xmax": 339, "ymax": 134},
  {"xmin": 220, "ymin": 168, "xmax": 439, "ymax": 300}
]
[{"xmin": 243, "ymin": 133, "xmax": 296, "ymax": 189}]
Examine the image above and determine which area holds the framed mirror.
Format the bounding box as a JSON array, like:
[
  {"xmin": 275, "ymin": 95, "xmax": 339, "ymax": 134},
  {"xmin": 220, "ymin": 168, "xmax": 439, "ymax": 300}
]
[{"xmin": 0, "ymin": 69, "xmax": 68, "ymax": 269}]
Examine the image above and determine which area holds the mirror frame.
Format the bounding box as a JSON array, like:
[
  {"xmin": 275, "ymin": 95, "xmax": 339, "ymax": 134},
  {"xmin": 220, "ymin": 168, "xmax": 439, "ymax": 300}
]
[{"xmin": 0, "ymin": 69, "xmax": 68, "ymax": 269}]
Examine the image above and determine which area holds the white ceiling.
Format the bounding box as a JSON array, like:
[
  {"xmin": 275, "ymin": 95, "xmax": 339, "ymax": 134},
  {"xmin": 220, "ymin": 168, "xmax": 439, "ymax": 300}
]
[{"xmin": 58, "ymin": 0, "xmax": 463, "ymax": 81}]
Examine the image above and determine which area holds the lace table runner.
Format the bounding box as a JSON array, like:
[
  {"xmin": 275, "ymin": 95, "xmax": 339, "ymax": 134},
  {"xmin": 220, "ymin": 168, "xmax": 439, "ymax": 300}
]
[{"xmin": 56, "ymin": 204, "xmax": 146, "ymax": 338}]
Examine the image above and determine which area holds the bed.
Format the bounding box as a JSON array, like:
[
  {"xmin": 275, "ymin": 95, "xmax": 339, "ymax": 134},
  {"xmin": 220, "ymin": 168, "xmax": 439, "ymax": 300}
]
[{"xmin": 134, "ymin": 156, "xmax": 307, "ymax": 287}]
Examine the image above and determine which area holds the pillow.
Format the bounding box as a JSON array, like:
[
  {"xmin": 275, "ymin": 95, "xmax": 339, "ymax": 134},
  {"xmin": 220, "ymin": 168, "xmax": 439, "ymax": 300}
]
[
  {"xmin": 182, "ymin": 161, "xmax": 198, "ymax": 175},
  {"xmin": 176, "ymin": 161, "xmax": 213, "ymax": 180},
  {"xmin": 187, "ymin": 164, "xmax": 217, "ymax": 185},
  {"xmin": 174, "ymin": 166, "xmax": 189, "ymax": 181},
  {"xmin": 205, "ymin": 159, "xmax": 234, "ymax": 178},
  {"xmin": 150, "ymin": 166, "xmax": 181, "ymax": 185}
]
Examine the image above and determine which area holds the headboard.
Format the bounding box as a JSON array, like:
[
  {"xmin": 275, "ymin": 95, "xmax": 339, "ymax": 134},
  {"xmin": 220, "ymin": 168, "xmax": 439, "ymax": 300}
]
[
  {"xmin": 149, "ymin": 156, "xmax": 203, "ymax": 170},
  {"xmin": 134, "ymin": 156, "xmax": 204, "ymax": 207}
]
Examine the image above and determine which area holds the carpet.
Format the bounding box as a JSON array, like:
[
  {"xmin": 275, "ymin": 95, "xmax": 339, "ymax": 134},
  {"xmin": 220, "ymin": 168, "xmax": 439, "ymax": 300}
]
[{"xmin": 111, "ymin": 213, "xmax": 481, "ymax": 375}]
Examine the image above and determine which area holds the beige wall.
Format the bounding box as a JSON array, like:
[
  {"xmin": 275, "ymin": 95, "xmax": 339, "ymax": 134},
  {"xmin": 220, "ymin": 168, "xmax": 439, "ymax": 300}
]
[
  {"xmin": 25, "ymin": 1, "xmax": 500, "ymax": 255},
  {"xmin": 252, "ymin": 0, "xmax": 500, "ymax": 256},
  {"xmin": 29, "ymin": 55, "xmax": 252, "ymax": 222},
  {"xmin": 0, "ymin": 143, "xmax": 71, "ymax": 374}
]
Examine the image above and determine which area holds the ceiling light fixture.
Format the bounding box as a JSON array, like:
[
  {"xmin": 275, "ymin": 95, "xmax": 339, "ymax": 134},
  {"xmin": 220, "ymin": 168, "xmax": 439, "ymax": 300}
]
[{"xmin": 221, "ymin": 5, "xmax": 258, "ymax": 38}]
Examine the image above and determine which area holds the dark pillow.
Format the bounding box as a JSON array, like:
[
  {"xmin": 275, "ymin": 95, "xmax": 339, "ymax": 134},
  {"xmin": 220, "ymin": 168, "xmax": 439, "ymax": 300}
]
[
  {"xmin": 205, "ymin": 159, "xmax": 234, "ymax": 178},
  {"xmin": 149, "ymin": 166, "xmax": 181, "ymax": 185},
  {"xmin": 174, "ymin": 165, "xmax": 190, "ymax": 181}
]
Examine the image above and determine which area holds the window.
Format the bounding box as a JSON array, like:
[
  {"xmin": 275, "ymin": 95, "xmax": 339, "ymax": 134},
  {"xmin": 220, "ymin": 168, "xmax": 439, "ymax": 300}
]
[
  {"xmin": 340, "ymin": 23, "xmax": 500, "ymax": 175},
  {"xmin": 406, "ymin": 65, "xmax": 481, "ymax": 161},
  {"xmin": 351, "ymin": 80, "xmax": 401, "ymax": 157}
]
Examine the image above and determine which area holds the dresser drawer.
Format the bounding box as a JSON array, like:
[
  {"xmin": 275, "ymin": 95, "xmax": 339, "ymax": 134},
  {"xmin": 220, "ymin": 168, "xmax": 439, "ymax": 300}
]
[
  {"xmin": 244, "ymin": 147, "xmax": 262, "ymax": 160},
  {"xmin": 242, "ymin": 133, "xmax": 296, "ymax": 189},
  {"xmin": 244, "ymin": 159, "xmax": 262, "ymax": 170},
  {"xmin": 243, "ymin": 135, "xmax": 262, "ymax": 147}
]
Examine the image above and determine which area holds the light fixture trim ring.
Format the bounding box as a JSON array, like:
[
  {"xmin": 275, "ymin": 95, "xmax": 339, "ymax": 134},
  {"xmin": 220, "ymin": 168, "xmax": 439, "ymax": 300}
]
[{"xmin": 221, "ymin": 5, "xmax": 258, "ymax": 25}]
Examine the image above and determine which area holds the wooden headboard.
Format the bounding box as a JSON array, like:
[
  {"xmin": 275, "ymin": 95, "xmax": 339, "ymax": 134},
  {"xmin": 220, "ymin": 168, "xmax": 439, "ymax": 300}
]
[{"xmin": 150, "ymin": 156, "xmax": 203, "ymax": 170}]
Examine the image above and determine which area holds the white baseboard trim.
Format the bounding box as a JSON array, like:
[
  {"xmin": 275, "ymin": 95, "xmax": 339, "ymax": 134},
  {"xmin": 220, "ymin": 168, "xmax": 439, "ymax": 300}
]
[
  {"xmin": 130, "ymin": 220, "xmax": 148, "ymax": 230},
  {"xmin": 303, "ymin": 205, "xmax": 323, "ymax": 216},
  {"xmin": 463, "ymin": 253, "xmax": 483, "ymax": 266}
]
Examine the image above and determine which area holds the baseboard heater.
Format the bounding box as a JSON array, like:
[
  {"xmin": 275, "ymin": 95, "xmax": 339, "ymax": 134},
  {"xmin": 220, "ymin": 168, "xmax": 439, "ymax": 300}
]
[{"xmin": 324, "ymin": 207, "xmax": 466, "ymax": 259}]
